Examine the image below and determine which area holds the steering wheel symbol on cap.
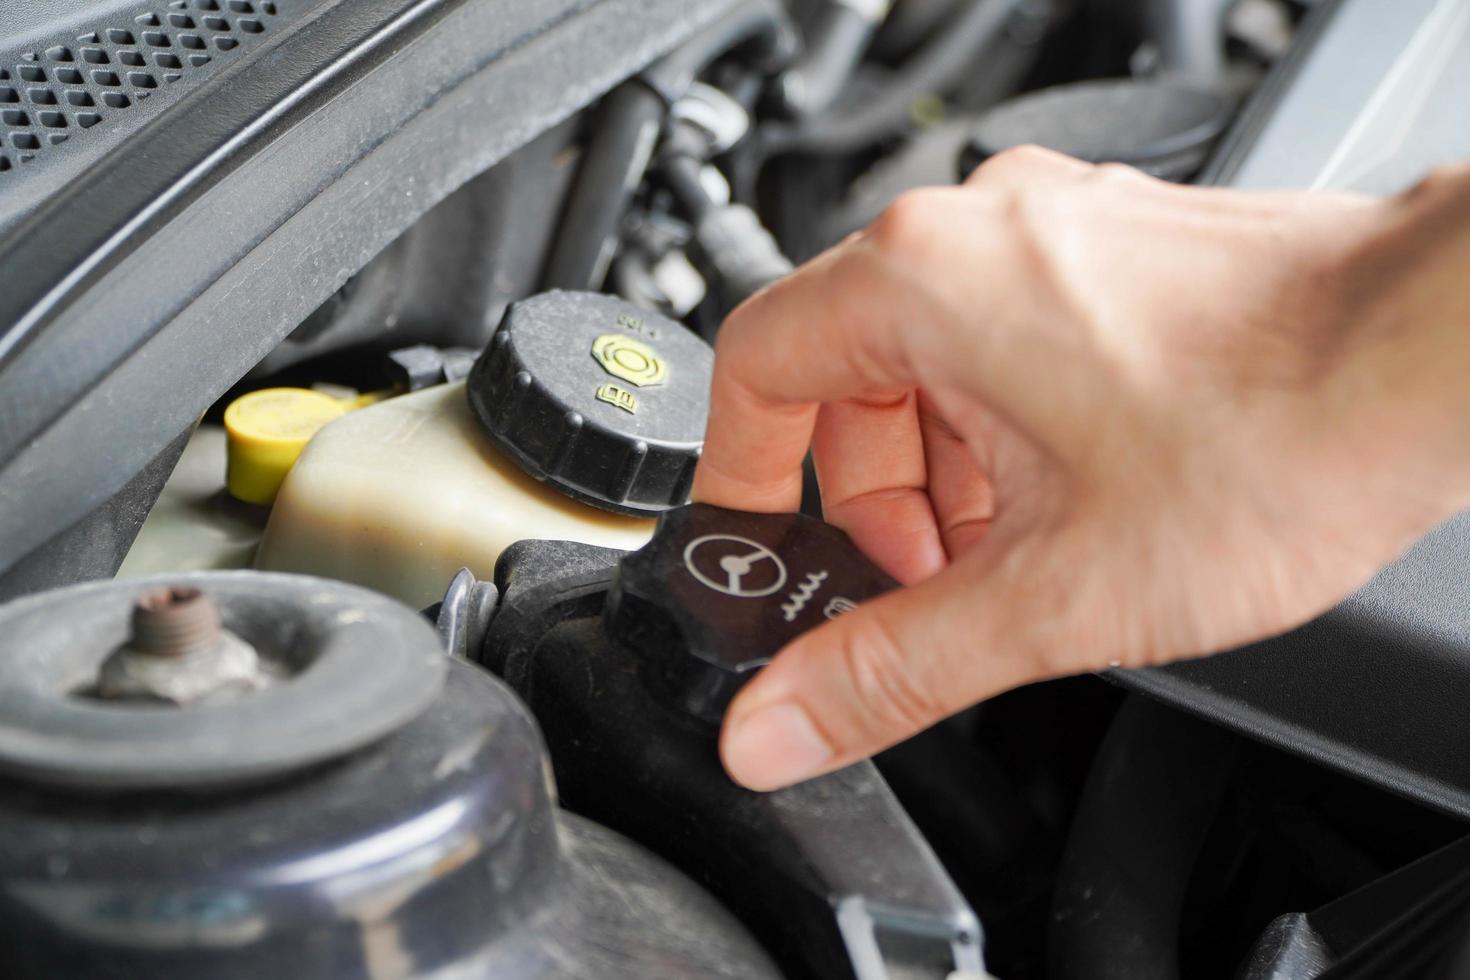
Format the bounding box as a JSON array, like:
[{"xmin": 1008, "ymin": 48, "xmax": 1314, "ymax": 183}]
[{"xmin": 682, "ymin": 535, "xmax": 788, "ymax": 598}]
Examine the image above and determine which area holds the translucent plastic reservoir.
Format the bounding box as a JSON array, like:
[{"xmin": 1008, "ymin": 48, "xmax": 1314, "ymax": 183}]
[
  {"xmin": 118, "ymin": 426, "xmax": 269, "ymax": 578},
  {"xmin": 254, "ymin": 382, "xmax": 655, "ymax": 607}
]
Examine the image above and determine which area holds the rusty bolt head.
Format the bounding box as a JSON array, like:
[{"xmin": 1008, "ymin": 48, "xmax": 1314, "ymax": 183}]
[
  {"xmin": 129, "ymin": 585, "xmax": 224, "ymax": 658},
  {"xmin": 97, "ymin": 585, "xmax": 263, "ymax": 705}
]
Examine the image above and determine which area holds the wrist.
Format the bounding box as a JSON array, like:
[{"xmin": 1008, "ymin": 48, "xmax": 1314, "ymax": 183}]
[{"xmin": 1326, "ymin": 165, "xmax": 1470, "ymax": 518}]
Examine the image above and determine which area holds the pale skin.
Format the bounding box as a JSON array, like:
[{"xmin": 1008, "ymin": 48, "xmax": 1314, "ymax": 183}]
[{"xmin": 693, "ymin": 145, "xmax": 1470, "ymax": 792}]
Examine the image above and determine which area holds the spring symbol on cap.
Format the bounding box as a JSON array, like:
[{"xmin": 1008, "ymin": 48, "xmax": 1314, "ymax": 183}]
[{"xmin": 781, "ymin": 571, "xmax": 829, "ymax": 622}]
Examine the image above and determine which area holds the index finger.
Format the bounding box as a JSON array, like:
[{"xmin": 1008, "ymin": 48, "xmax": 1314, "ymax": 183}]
[{"xmin": 692, "ymin": 225, "xmax": 949, "ymax": 512}]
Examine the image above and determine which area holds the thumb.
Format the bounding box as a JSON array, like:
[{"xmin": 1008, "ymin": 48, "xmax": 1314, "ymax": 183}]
[{"xmin": 719, "ymin": 554, "xmax": 1043, "ymax": 791}]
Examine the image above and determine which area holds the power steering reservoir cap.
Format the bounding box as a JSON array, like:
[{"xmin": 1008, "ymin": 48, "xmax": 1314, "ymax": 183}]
[
  {"xmin": 468, "ymin": 291, "xmax": 713, "ymax": 516},
  {"xmin": 605, "ymin": 503, "xmax": 899, "ymax": 723}
]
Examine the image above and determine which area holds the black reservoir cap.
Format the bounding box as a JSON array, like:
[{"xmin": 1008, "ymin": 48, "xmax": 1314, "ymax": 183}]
[
  {"xmin": 468, "ymin": 291, "xmax": 714, "ymax": 516},
  {"xmin": 606, "ymin": 504, "xmax": 899, "ymax": 723}
]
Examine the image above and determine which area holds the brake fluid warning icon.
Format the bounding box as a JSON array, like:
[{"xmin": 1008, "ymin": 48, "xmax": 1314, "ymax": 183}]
[
  {"xmin": 592, "ymin": 334, "xmax": 666, "ymax": 388},
  {"xmin": 596, "ymin": 383, "xmax": 639, "ymax": 414}
]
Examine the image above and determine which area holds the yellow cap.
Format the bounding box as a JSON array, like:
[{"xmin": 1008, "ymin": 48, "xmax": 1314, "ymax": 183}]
[{"xmin": 224, "ymin": 388, "xmax": 349, "ymax": 505}]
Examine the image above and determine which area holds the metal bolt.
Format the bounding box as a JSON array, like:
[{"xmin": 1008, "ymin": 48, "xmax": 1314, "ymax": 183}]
[
  {"xmin": 129, "ymin": 586, "xmax": 223, "ymax": 658},
  {"xmin": 97, "ymin": 585, "xmax": 264, "ymax": 704}
]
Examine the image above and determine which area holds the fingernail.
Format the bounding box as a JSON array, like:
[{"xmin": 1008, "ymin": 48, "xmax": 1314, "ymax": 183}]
[{"xmin": 724, "ymin": 702, "xmax": 834, "ymax": 791}]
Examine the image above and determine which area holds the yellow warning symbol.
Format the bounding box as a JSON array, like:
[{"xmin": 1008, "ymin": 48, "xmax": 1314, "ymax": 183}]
[
  {"xmin": 596, "ymin": 383, "xmax": 639, "ymax": 415},
  {"xmin": 592, "ymin": 334, "xmax": 666, "ymax": 388}
]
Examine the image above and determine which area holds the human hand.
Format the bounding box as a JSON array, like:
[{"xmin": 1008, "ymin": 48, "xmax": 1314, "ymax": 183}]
[{"xmin": 693, "ymin": 146, "xmax": 1470, "ymax": 791}]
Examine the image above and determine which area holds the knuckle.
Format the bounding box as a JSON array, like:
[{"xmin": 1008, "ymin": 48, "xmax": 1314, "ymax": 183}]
[
  {"xmin": 1088, "ymin": 161, "xmax": 1147, "ymax": 186},
  {"xmin": 983, "ymin": 186, "xmax": 1067, "ymax": 287},
  {"xmin": 996, "ymin": 183, "xmax": 1045, "ymax": 230},
  {"xmin": 1405, "ymin": 163, "xmax": 1470, "ymax": 205},
  {"xmin": 836, "ymin": 613, "xmax": 945, "ymax": 740},
  {"xmin": 970, "ymin": 144, "xmax": 1068, "ymax": 184},
  {"xmin": 867, "ymin": 188, "xmax": 952, "ymax": 255}
]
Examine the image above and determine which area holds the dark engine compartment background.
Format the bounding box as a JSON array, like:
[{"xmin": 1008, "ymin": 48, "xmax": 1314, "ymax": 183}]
[{"xmin": 4, "ymin": 1, "xmax": 1470, "ymax": 978}]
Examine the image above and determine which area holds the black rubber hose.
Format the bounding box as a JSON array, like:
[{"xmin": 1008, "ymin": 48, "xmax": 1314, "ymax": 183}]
[
  {"xmin": 641, "ymin": 0, "xmax": 795, "ymax": 104},
  {"xmin": 764, "ymin": 0, "xmax": 1026, "ymax": 156},
  {"xmin": 1049, "ymin": 695, "xmax": 1239, "ymax": 980},
  {"xmin": 660, "ymin": 151, "xmax": 717, "ymax": 221},
  {"xmin": 661, "ymin": 146, "xmax": 792, "ymax": 310},
  {"xmin": 541, "ymin": 84, "xmax": 666, "ymax": 291},
  {"xmin": 541, "ymin": 0, "xmax": 793, "ymax": 292},
  {"xmin": 779, "ymin": 1, "xmax": 891, "ymax": 118},
  {"xmin": 870, "ymin": 0, "xmax": 962, "ymax": 62},
  {"xmin": 1134, "ymin": 0, "xmax": 1234, "ymax": 84},
  {"xmin": 1087, "ymin": 0, "xmax": 1234, "ymax": 83}
]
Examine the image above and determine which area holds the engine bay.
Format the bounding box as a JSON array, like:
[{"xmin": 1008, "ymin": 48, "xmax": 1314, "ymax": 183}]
[{"xmin": 3, "ymin": 1, "xmax": 1470, "ymax": 977}]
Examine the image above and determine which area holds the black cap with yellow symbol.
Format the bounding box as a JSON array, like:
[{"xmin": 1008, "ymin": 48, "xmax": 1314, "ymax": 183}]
[{"xmin": 468, "ymin": 291, "xmax": 714, "ymax": 516}]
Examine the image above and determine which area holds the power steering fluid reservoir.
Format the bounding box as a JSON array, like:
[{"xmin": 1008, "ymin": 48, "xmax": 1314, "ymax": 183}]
[{"xmin": 256, "ymin": 292, "xmax": 713, "ymax": 607}]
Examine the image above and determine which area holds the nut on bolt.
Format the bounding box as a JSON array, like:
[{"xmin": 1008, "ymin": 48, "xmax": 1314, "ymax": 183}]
[{"xmin": 97, "ymin": 586, "xmax": 265, "ymax": 704}]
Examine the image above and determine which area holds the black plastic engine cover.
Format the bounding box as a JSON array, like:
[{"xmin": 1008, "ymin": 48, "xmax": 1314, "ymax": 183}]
[
  {"xmin": 0, "ymin": 0, "xmax": 740, "ymax": 584},
  {"xmin": 1119, "ymin": 513, "xmax": 1470, "ymax": 821}
]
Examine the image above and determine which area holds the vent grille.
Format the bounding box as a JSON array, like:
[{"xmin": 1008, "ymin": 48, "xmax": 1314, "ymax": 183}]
[{"xmin": 0, "ymin": 0, "xmax": 280, "ymax": 173}]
